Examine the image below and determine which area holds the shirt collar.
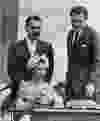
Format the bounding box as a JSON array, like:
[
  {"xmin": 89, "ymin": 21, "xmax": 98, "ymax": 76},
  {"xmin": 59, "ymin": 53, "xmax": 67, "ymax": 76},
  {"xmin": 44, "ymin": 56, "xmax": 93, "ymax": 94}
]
[
  {"xmin": 25, "ymin": 36, "xmax": 37, "ymax": 46},
  {"xmin": 25, "ymin": 36, "xmax": 37, "ymax": 55}
]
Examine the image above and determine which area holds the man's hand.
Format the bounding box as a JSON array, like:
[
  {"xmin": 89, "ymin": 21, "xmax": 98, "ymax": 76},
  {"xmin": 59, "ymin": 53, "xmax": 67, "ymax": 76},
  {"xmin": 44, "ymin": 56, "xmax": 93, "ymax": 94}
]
[{"xmin": 85, "ymin": 83, "xmax": 95, "ymax": 97}]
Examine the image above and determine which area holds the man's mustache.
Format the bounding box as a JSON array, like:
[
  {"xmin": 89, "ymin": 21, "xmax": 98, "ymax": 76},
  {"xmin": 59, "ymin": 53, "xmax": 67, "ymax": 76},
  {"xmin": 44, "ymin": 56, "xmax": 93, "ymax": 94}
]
[
  {"xmin": 31, "ymin": 32, "xmax": 40, "ymax": 36},
  {"xmin": 72, "ymin": 20, "xmax": 82, "ymax": 23}
]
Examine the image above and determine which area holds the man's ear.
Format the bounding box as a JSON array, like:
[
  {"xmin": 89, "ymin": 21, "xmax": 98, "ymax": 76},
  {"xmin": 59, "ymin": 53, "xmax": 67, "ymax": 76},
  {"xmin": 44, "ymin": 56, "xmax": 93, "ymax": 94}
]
[{"xmin": 25, "ymin": 25, "xmax": 28, "ymax": 33}]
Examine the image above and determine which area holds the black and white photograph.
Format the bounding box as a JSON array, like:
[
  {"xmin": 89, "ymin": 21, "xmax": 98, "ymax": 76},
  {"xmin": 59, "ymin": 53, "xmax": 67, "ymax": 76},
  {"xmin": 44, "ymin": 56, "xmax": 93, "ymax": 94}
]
[{"xmin": 0, "ymin": 0, "xmax": 100, "ymax": 120}]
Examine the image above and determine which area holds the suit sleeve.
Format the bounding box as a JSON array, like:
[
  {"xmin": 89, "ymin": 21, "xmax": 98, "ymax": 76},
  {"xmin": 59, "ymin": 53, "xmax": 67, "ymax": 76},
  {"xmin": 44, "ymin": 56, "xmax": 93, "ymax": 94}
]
[
  {"xmin": 46, "ymin": 44, "xmax": 54, "ymax": 83},
  {"xmin": 8, "ymin": 42, "xmax": 19, "ymax": 98},
  {"xmin": 1, "ymin": 43, "xmax": 19, "ymax": 112},
  {"xmin": 95, "ymin": 32, "xmax": 100, "ymax": 62},
  {"xmin": 65, "ymin": 31, "xmax": 72, "ymax": 97},
  {"xmin": 8, "ymin": 42, "xmax": 16, "ymax": 81},
  {"xmin": 67, "ymin": 31, "xmax": 71, "ymax": 57},
  {"xmin": 89, "ymin": 29, "xmax": 100, "ymax": 81},
  {"xmin": 66, "ymin": 30, "xmax": 72, "ymax": 81},
  {"xmin": 89, "ymin": 30, "xmax": 100, "ymax": 64}
]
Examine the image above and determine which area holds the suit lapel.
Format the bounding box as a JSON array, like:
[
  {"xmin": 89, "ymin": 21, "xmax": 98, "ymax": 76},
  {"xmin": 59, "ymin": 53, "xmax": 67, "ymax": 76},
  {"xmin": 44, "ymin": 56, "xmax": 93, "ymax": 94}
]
[
  {"xmin": 36, "ymin": 40, "xmax": 42, "ymax": 56},
  {"xmin": 24, "ymin": 38, "xmax": 30, "ymax": 59},
  {"xmin": 24, "ymin": 38, "xmax": 44, "ymax": 60},
  {"xmin": 67, "ymin": 31, "xmax": 72, "ymax": 57},
  {"xmin": 71, "ymin": 30, "xmax": 74, "ymax": 47},
  {"xmin": 78, "ymin": 25, "xmax": 89, "ymax": 44},
  {"xmin": 24, "ymin": 38, "xmax": 40, "ymax": 57}
]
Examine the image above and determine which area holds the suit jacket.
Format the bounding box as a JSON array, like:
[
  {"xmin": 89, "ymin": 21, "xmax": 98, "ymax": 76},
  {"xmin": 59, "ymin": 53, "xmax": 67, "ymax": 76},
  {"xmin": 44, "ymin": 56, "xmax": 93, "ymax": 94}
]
[
  {"xmin": 67, "ymin": 25, "xmax": 99, "ymax": 82},
  {"xmin": 65, "ymin": 25, "xmax": 99, "ymax": 99},
  {"xmin": 7, "ymin": 39, "xmax": 54, "ymax": 95}
]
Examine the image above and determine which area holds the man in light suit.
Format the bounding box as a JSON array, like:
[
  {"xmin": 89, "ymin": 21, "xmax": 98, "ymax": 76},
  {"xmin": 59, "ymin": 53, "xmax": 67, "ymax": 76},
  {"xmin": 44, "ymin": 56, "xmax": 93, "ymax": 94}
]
[
  {"xmin": 65, "ymin": 6, "xmax": 99, "ymax": 102},
  {"xmin": 1, "ymin": 16, "xmax": 54, "ymax": 116}
]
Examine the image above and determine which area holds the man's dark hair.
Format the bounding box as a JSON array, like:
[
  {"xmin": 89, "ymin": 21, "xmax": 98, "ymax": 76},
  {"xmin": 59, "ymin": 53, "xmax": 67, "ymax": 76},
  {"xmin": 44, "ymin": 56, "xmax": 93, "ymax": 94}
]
[
  {"xmin": 25, "ymin": 16, "xmax": 41, "ymax": 26},
  {"xmin": 70, "ymin": 6, "xmax": 88, "ymax": 20}
]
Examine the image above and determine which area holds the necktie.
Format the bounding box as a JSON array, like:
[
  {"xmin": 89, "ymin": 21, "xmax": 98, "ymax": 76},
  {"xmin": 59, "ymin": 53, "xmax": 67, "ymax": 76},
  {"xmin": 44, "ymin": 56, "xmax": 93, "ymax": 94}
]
[{"xmin": 72, "ymin": 31, "xmax": 80, "ymax": 47}]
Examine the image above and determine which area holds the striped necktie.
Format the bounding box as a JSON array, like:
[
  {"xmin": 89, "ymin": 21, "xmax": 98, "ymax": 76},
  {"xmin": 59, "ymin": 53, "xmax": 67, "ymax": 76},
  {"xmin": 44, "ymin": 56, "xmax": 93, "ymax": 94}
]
[{"xmin": 72, "ymin": 31, "xmax": 80, "ymax": 46}]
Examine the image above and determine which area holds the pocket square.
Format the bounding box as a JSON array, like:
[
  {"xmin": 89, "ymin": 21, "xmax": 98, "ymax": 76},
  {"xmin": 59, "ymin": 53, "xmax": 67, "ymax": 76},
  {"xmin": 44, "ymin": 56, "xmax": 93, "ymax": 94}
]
[{"xmin": 81, "ymin": 44, "xmax": 87, "ymax": 47}]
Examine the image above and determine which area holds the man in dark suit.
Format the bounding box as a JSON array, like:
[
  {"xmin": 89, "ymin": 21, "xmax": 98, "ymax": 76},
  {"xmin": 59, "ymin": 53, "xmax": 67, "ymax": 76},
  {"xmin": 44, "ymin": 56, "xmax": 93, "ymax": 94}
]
[
  {"xmin": 65, "ymin": 6, "xmax": 99, "ymax": 101},
  {"xmin": 1, "ymin": 16, "xmax": 54, "ymax": 115}
]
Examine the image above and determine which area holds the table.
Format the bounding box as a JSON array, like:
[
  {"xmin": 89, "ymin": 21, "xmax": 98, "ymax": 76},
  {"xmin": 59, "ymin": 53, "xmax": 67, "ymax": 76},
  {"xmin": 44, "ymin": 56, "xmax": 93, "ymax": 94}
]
[{"xmin": 9, "ymin": 108, "xmax": 100, "ymax": 121}]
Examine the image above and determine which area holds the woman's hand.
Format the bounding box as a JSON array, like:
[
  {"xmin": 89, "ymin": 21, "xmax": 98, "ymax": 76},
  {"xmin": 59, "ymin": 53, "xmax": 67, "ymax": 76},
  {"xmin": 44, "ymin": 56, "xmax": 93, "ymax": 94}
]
[
  {"xmin": 27, "ymin": 55, "xmax": 40, "ymax": 69},
  {"xmin": 39, "ymin": 54, "xmax": 49, "ymax": 69}
]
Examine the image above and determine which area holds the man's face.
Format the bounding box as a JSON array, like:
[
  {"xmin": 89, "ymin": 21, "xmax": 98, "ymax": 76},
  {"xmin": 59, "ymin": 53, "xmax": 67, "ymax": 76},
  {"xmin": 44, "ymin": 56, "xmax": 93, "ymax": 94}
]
[
  {"xmin": 26, "ymin": 19, "xmax": 41, "ymax": 40},
  {"xmin": 71, "ymin": 13, "xmax": 86, "ymax": 30}
]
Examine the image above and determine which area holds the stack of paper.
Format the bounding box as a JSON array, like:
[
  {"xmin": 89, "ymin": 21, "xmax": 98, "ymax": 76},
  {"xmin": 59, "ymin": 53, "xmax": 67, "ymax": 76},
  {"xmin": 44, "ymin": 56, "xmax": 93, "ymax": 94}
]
[{"xmin": 66, "ymin": 100, "xmax": 96, "ymax": 109}]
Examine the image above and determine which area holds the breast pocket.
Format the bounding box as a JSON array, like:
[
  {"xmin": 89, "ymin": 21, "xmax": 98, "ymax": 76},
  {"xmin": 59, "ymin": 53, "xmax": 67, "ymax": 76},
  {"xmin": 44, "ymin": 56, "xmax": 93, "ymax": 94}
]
[
  {"xmin": 80, "ymin": 41, "xmax": 90, "ymax": 66},
  {"xmin": 80, "ymin": 43, "xmax": 88, "ymax": 57}
]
